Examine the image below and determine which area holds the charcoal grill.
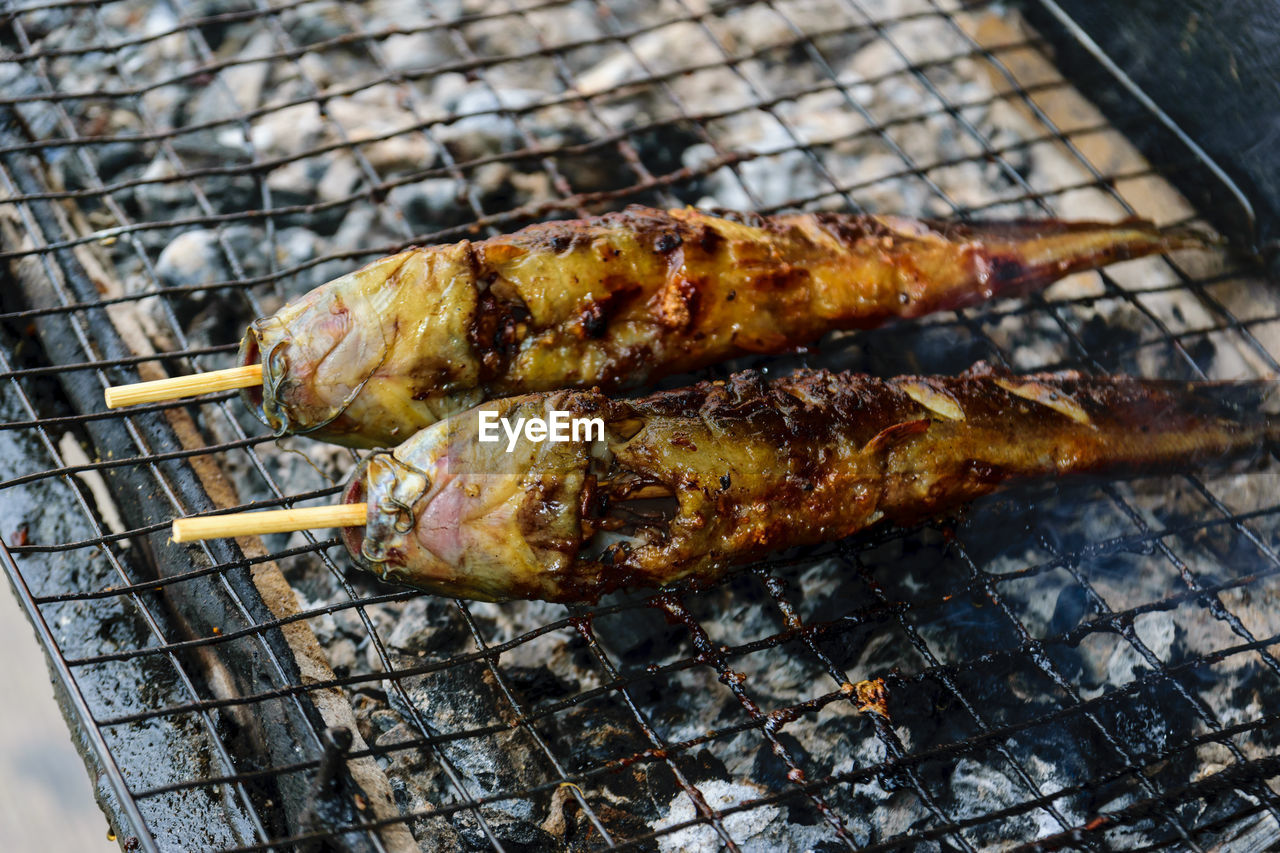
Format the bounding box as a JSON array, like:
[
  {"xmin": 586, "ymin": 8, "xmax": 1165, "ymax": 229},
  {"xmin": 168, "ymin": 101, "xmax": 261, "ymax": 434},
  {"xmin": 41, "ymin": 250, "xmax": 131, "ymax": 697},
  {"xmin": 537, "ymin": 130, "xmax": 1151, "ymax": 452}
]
[{"xmin": 3, "ymin": 0, "xmax": 1280, "ymax": 850}]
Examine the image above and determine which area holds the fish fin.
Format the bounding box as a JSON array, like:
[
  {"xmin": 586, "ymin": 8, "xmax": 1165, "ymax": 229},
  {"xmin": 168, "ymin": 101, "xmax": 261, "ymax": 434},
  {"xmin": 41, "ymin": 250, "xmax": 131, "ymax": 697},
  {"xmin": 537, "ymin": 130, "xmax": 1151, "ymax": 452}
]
[
  {"xmin": 865, "ymin": 418, "xmax": 931, "ymax": 456},
  {"xmin": 899, "ymin": 380, "xmax": 966, "ymax": 421},
  {"xmin": 994, "ymin": 377, "xmax": 1094, "ymax": 426}
]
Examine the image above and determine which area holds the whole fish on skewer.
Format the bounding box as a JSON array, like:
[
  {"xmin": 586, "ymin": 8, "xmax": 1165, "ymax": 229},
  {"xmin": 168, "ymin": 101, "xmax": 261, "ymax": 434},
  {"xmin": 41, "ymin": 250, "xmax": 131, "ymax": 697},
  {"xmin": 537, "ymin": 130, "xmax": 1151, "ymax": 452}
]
[
  {"xmin": 316, "ymin": 364, "xmax": 1277, "ymax": 602},
  {"xmin": 107, "ymin": 206, "xmax": 1211, "ymax": 447},
  {"xmin": 244, "ymin": 208, "xmax": 1208, "ymax": 447}
]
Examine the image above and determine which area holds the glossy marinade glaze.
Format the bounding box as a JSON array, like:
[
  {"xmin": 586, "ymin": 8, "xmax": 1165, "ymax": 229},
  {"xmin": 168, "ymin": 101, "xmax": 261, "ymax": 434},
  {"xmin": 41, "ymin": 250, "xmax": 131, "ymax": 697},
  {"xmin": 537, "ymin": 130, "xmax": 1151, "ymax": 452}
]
[
  {"xmin": 241, "ymin": 206, "xmax": 1208, "ymax": 447},
  {"xmin": 339, "ymin": 364, "xmax": 1278, "ymax": 602}
]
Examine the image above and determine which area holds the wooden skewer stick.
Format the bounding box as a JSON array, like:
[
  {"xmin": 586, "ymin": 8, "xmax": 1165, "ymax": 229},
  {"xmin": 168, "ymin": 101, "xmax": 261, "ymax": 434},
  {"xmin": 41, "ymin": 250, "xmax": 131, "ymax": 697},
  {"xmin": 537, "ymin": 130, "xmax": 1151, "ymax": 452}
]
[
  {"xmin": 174, "ymin": 484, "xmax": 673, "ymax": 543},
  {"xmin": 173, "ymin": 502, "xmax": 368, "ymax": 543},
  {"xmin": 104, "ymin": 363, "xmax": 264, "ymax": 409}
]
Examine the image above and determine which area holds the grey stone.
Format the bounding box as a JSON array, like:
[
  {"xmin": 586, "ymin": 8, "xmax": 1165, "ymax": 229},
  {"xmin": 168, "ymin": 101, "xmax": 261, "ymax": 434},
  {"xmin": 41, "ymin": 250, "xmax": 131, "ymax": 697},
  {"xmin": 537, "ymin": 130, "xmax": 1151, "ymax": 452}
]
[
  {"xmin": 381, "ymin": 29, "xmax": 460, "ymax": 72},
  {"xmin": 153, "ymin": 225, "xmax": 264, "ymax": 294},
  {"xmin": 332, "ymin": 205, "xmax": 406, "ymax": 254},
  {"xmin": 250, "ymin": 102, "xmax": 326, "ymax": 158},
  {"xmin": 436, "ymin": 85, "xmax": 542, "ymax": 160},
  {"xmin": 95, "ymin": 140, "xmax": 149, "ymax": 181},
  {"xmin": 155, "ymin": 229, "xmax": 227, "ymax": 290},
  {"xmin": 326, "ymin": 637, "xmax": 359, "ymax": 674},
  {"xmin": 190, "ymin": 30, "xmax": 275, "ymax": 125},
  {"xmin": 316, "ymin": 153, "xmax": 364, "ymax": 204},
  {"xmin": 387, "ymin": 178, "xmax": 470, "ymax": 233},
  {"xmin": 273, "ymin": 226, "xmax": 322, "ymax": 269},
  {"xmin": 132, "ymin": 154, "xmax": 255, "ymax": 219}
]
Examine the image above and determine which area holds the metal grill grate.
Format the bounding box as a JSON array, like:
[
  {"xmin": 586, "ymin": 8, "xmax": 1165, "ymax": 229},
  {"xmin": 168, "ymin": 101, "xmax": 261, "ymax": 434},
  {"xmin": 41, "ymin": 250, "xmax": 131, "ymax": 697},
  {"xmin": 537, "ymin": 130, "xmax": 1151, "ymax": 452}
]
[{"xmin": 3, "ymin": 0, "xmax": 1280, "ymax": 850}]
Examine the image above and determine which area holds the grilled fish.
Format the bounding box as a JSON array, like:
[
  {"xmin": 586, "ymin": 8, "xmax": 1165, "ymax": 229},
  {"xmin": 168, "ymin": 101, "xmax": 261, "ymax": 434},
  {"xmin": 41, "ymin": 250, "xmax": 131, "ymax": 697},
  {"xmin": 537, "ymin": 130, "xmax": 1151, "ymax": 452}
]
[
  {"xmin": 339, "ymin": 364, "xmax": 1278, "ymax": 602},
  {"xmin": 241, "ymin": 206, "xmax": 1208, "ymax": 447}
]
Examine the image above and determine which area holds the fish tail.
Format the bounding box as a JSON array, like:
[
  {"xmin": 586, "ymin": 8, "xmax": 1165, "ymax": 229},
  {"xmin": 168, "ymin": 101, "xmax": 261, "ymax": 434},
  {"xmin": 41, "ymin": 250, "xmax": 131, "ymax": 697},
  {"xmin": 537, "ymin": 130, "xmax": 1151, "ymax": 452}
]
[
  {"xmin": 1007, "ymin": 372, "xmax": 1280, "ymax": 474},
  {"xmin": 967, "ymin": 218, "xmax": 1217, "ymax": 298},
  {"xmin": 1166, "ymin": 378, "xmax": 1280, "ymax": 460},
  {"xmin": 869, "ymin": 217, "xmax": 1218, "ymax": 319},
  {"xmin": 874, "ymin": 371, "xmax": 1278, "ymax": 528}
]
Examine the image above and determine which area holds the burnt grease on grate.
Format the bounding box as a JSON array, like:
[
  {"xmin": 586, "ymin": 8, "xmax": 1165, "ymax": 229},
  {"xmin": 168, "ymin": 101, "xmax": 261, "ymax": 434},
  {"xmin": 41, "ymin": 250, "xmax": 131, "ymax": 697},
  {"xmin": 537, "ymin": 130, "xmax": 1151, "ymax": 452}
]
[{"xmin": 3, "ymin": 0, "xmax": 1280, "ymax": 851}]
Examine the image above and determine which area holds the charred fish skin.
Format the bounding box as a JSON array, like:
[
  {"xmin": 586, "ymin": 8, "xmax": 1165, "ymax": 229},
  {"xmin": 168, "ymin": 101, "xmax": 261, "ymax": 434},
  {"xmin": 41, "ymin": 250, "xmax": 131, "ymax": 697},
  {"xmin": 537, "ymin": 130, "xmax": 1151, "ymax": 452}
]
[
  {"xmin": 241, "ymin": 206, "xmax": 1208, "ymax": 447},
  {"xmin": 341, "ymin": 365, "xmax": 1278, "ymax": 603}
]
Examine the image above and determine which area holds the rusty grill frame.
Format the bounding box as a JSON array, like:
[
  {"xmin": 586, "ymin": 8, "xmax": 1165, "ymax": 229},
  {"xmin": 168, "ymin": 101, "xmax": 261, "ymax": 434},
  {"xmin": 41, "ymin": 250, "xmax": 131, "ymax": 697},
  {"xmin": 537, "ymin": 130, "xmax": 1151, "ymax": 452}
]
[{"xmin": 2, "ymin": 0, "xmax": 1280, "ymax": 850}]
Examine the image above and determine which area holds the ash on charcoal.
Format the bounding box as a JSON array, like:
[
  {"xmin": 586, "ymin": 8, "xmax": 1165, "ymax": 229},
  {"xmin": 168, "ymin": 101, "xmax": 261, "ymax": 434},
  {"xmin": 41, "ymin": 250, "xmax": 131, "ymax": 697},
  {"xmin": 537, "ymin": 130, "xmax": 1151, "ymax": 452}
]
[
  {"xmin": 652, "ymin": 779, "xmax": 834, "ymax": 852},
  {"xmin": 946, "ymin": 756, "xmax": 1062, "ymax": 845},
  {"xmin": 382, "ymin": 658, "xmax": 566, "ymax": 846},
  {"xmin": 251, "ymin": 104, "xmax": 327, "ymax": 161},
  {"xmin": 592, "ymin": 600, "xmax": 689, "ymax": 664},
  {"xmin": 685, "ymin": 131, "xmax": 828, "ymax": 211},
  {"xmin": 385, "ymin": 596, "xmax": 470, "ymax": 657},
  {"xmin": 751, "ymin": 734, "xmax": 825, "ymax": 824}
]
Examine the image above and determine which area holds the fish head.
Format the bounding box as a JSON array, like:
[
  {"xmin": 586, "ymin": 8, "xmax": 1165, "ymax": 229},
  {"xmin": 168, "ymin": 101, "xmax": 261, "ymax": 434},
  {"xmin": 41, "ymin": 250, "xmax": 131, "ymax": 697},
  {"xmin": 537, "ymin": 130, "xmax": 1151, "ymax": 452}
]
[
  {"xmin": 240, "ymin": 252, "xmax": 414, "ymax": 444},
  {"xmin": 342, "ymin": 394, "xmax": 597, "ymax": 601}
]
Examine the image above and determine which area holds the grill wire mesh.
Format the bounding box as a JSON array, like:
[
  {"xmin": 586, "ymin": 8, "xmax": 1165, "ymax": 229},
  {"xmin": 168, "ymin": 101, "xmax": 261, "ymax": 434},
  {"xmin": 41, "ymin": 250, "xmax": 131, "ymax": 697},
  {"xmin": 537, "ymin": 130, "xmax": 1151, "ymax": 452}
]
[{"xmin": 3, "ymin": 0, "xmax": 1280, "ymax": 850}]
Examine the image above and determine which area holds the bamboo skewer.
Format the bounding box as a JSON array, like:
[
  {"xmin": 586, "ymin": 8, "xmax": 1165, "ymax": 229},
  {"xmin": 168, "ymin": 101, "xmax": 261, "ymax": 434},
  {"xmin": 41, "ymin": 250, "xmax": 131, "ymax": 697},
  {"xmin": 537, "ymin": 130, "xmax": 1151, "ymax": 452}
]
[
  {"xmin": 173, "ymin": 502, "xmax": 367, "ymax": 542},
  {"xmin": 172, "ymin": 483, "xmax": 676, "ymax": 544},
  {"xmin": 104, "ymin": 363, "xmax": 263, "ymax": 409}
]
